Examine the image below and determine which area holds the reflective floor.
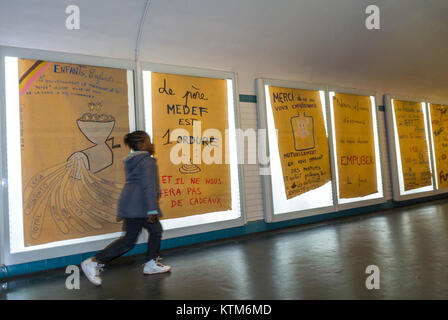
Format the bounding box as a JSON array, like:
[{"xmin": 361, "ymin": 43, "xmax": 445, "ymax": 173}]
[{"xmin": 1, "ymin": 199, "xmax": 448, "ymax": 300}]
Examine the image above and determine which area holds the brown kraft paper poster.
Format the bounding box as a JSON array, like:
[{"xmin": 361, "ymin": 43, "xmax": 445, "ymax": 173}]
[
  {"xmin": 429, "ymin": 103, "xmax": 448, "ymax": 189},
  {"xmin": 394, "ymin": 99, "xmax": 432, "ymax": 191},
  {"xmin": 268, "ymin": 86, "xmax": 331, "ymax": 199},
  {"xmin": 151, "ymin": 72, "xmax": 231, "ymax": 219},
  {"xmin": 19, "ymin": 59, "xmax": 130, "ymax": 246},
  {"xmin": 333, "ymin": 93, "xmax": 377, "ymax": 198}
]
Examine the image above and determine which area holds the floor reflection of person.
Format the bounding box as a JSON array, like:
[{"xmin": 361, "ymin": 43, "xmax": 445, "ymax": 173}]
[{"xmin": 81, "ymin": 130, "xmax": 171, "ymax": 286}]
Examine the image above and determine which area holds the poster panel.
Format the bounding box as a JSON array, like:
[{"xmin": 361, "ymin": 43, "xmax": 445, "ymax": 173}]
[
  {"xmin": 429, "ymin": 103, "xmax": 448, "ymax": 189},
  {"xmin": 393, "ymin": 99, "xmax": 432, "ymax": 191},
  {"xmin": 19, "ymin": 59, "xmax": 130, "ymax": 246},
  {"xmin": 268, "ymin": 86, "xmax": 331, "ymax": 199},
  {"xmin": 151, "ymin": 72, "xmax": 231, "ymax": 219},
  {"xmin": 333, "ymin": 93, "xmax": 377, "ymax": 198}
]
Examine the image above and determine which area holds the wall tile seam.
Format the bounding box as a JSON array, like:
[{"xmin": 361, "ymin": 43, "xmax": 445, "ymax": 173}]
[
  {"xmin": 244, "ymin": 187, "xmax": 263, "ymax": 192},
  {"xmin": 243, "ymin": 171, "xmax": 262, "ymax": 176},
  {"xmin": 243, "ymin": 166, "xmax": 261, "ymax": 171},
  {"xmin": 244, "ymin": 183, "xmax": 262, "ymax": 189},
  {"xmin": 244, "ymin": 190, "xmax": 263, "ymax": 196},
  {"xmin": 243, "ymin": 174, "xmax": 262, "ymax": 179},
  {"xmin": 245, "ymin": 200, "xmax": 264, "ymax": 207},
  {"xmin": 239, "ymin": 118, "xmax": 257, "ymax": 122},
  {"xmin": 239, "ymin": 115, "xmax": 257, "ymax": 120}
]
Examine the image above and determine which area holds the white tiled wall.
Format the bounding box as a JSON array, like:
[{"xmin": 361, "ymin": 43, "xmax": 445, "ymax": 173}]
[
  {"xmin": 238, "ymin": 102, "xmax": 265, "ymax": 222},
  {"xmin": 377, "ymin": 110, "xmax": 393, "ymax": 200}
]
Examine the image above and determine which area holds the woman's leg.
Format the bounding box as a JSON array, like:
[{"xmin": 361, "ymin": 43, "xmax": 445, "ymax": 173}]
[
  {"xmin": 143, "ymin": 219, "xmax": 163, "ymax": 263},
  {"xmin": 95, "ymin": 218, "xmax": 145, "ymax": 264}
]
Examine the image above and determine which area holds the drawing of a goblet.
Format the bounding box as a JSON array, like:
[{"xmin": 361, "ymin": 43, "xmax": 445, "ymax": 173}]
[{"xmin": 67, "ymin": 114, "xmax": 116, "ymax": 178}]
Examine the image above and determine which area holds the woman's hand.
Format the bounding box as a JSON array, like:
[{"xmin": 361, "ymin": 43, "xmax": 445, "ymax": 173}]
[{"xmin": 147, "ymin": 214, "xmax": 158, "ymax": 224}]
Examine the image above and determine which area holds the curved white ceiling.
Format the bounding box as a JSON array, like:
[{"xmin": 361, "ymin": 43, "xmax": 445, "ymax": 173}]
[{"xmin": 0, "ymin": 0, "xmax": 447, "ymax": 98}]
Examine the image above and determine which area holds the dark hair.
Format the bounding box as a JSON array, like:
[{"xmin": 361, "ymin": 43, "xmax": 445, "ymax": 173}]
[{"xmin": 123, "ymin": 130, "xmax": 149, "ymax": 151}]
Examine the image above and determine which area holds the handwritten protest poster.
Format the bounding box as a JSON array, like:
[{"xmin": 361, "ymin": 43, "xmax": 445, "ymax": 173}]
[
  {"xmin": 19, "ymin": 59, "xmax": 130, "ymax": 246},
  {"xmin": 151, "ymin": 72, "xmax": 231, "ymax": 219},
  {"xmin": 393, "ymin": 99, "xmax": 432, "ymax": 190},
  {"xmin": 333, "ymin": 93, "xmax": 377, "ymax": 198},
  {"xmin": 429, "ymin": 103, "xmax": 448, "ymax": 189},
  {"xmin": 268, "ymin": 86, "xmax": 331, "ymax": 199}
]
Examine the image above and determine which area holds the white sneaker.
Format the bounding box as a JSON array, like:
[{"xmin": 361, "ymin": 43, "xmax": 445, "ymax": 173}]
[
  {"xmin": 81, "ymin": 258, "xmax": 104, "ymax": 286},
  {"xmin": 143, "ymin": 259, "xmax": 171, "ymax": 275}
]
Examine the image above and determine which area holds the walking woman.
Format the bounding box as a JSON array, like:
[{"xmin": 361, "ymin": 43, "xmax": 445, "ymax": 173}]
[{"xmin": 81, "ymin": 130, "xmax": 171, "ymax": 286}]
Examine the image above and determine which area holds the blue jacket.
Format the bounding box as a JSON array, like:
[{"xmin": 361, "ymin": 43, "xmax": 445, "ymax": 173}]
[{"xmin": 117, "ymin": 151, "xmax": 162, "ymax": 219}]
